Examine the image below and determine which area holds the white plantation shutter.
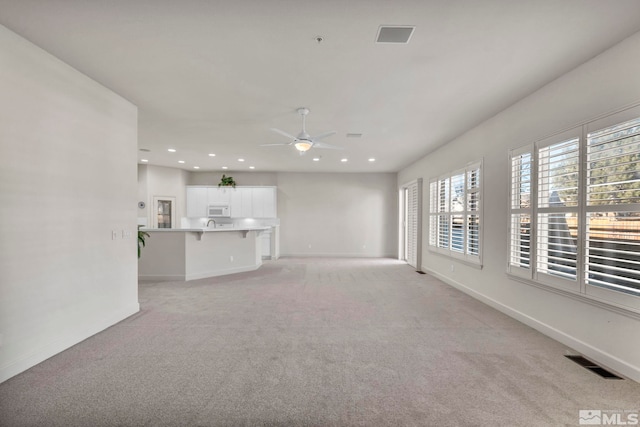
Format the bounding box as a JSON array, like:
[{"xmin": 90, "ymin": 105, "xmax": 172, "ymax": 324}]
[
  {"xmin": 508, "ymin": 147, "xmax": 532, "ymax": 276},
  {"xmin": 428, "ymin": 162, "xmax": 482, "ymax": 265},
  {"xmin": 429, "ymin": 181, "xmax": 437, "ymax": 247},
  {"xmin": 466, "ymin": 165, "xmax": 481, "ymax": 257},
  {"xmin": 585, "ymin": 115, "xmax": 640, "ymax": 296},
  {"xmin": 406, "ymin": 180, "xmax": 419, "ymax": 268},
  {"xmin": 507, "ymin": 104, "xmax": 640, "ymax": 310},
  {"xmin": 536, "ymin": 135, "xmax": 580, "ymax": 286}
]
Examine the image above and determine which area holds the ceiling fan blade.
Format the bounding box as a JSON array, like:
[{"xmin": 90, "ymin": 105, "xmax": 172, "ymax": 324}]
[
  {"xmin": 313, "ymin": 141, "xmax": 344, "ymax": 150},
  {"xmin": 260, "ymin": 142, "xmax": 292, "ymax": 147},
  {"xmin": 270, "ymin": 128, "xmax": 297, "ymax": 140},
  {"xmin": 310, "ymin": 131, "xmax": 336, "ymax": 141}
]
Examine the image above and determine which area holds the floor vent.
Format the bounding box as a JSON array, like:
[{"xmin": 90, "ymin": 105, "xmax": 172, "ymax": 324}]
[
  {"xmin": 416, "ymin": 270, "xmax": 426, "ymax": 274},
  {"xmin": 565, "ymin": 355, "xmax": 623, "ymax": 380}
]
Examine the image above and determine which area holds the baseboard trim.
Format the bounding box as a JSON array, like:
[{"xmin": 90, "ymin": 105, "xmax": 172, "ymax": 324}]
[
  {"xmin": 423, "ymin": 267, "xmax": 640, "ymax": 383},
  {"xmin": 0, "ymin": 303, "xmax": 140, "ymax": 384},
  {"xmin": 279, "ymin": 253, "xmax": 396, "ymax": 258}
]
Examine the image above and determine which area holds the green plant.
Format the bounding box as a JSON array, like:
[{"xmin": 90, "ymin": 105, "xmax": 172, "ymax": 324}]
[
  {"xmin": 138, "ymin": 226, "xmax": 150, "ymax": 259},
  {"xmin": 218, "ymin": 174, "xmax": 236, "ymax": 188}
]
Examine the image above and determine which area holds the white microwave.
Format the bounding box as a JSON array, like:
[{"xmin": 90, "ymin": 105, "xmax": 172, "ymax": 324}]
[{"xmin": 208, "ymin": 204, "xmax": 230, "ymax": 217}]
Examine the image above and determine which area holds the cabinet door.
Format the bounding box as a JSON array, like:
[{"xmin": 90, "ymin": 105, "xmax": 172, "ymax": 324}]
[
  {"xmin": 263, "ymin": 187, "xmax": 276, "ymax": 218},
  {"xmin": 186, "ymin": 187, "xmax": 208, "ymax": 217},
  {"xmin": 251, "ymin": 187, "xmax": 276, "ymax": 218},
  {"xmin": 229, "ymin": 188, "xmax": 243, "ymax": 218},
  {"xmin": 241, "ymin": 188, "xmax": 253, "ymax": 217},
  {"xmin": 262, "ymin": 232, "xmax": 271, "ymax": 257},
  {"xmin": 207, "ymin": 187, "xmax": 231, "ymax": 204}
]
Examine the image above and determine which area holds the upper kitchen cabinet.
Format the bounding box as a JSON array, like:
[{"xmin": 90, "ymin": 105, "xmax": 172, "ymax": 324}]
[
  {"xmin": 230, "ymin": 187, "xmax": 253, "ymax": 218},
  {"xmin": 208, "ymin": 187, "xmax": 231, "ymax": 204},
  {"xmin": 185, "ymin": 186, "xmax": 277, "ymax": 218},
  {"xmin": 186, "ymin": 187, "xmax": 208, "ymax": 218},
  {"xmin": 252, "ymin": 187, "xmax": 276, "ymax": 218}
]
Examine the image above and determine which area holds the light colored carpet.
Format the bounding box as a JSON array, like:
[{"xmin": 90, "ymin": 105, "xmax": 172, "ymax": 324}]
[{"xmin": 1, "ymin": 257, "xmax": 639, "ymax": 426}]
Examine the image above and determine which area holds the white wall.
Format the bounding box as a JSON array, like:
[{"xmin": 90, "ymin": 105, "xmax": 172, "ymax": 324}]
[
  {"xmin": 140, "ymin": 165, "xmax": 189, "ymax": 227},
  {"xmin": 178, "ymin": 170, "xmax": 399, "ymax": 258},
  {"xmin": 0, "ymin": 25, "xmax": 139, "ymax": 382},
  {"xmin": 188, "ymin": 171, "xmax": 277, "ymax": 186},
  {"xmin": 277, "ymin": 172, "xmax": 398, "ymax": 257},
  {"xmin": 398, "ymin": 31, "xmax": 640, "ymax": 381}
]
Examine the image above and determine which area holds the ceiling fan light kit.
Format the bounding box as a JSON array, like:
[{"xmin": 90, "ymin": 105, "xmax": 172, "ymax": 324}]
[{"xmin": 294, "ymin": 141, "xmax": 313, "ymax": 152}]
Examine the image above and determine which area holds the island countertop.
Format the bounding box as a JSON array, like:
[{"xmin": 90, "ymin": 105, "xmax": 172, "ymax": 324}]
[{"xmin": 140, "ymin": 226, "xmax": 270, "ymax": 232}]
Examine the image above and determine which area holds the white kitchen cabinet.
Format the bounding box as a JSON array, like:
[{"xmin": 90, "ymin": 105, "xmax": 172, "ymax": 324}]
[
  {"xmin": 186, "ymin": 186, "xmax": 276, "ymax": 218},
  {"xmin": 186, "ymin": 187, "xmax": 208, "ymax": 218},
  {"xmin": 207, "ymin": 187, "xmax": 231, "ymax": 204},
  {"xmin": 252, "ymin": 187, "xmax": 276, "ymax": 218},
  {"xmin": 241, "ymin": 188, "xmax": 253, "ymax": 217},
  {"xmin": 261, "ymin": 229, "xmax": 271, "ymax": 258},
  {"xmin": 229, "ymin": 188, "xmax": 253, "ymax": 218}
]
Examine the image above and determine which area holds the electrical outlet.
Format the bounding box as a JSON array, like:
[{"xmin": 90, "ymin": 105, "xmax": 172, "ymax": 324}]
[
  {"xmin": 229, "ymin": 255, "xmax": 234, "ymax": 262},
  {"xmin": 450, "ymin": 264, "xmax": 455, "ymax": 272},
  {"xmin": 122, "ymin": 230, "xmax": 132, "ymax": 239},
  {"xmin": 112, "ymin": 230, "xmax": 118, "ymax": 240}
]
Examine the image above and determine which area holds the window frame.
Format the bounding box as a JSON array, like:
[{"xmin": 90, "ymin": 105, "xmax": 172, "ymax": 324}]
[
  {"xmin": 429, "ymin": 160, "xmax": 483, "ymax": 266},
  {"xmin": 507, "ymin": 105, "xmax": 640, "ymax": 313}
]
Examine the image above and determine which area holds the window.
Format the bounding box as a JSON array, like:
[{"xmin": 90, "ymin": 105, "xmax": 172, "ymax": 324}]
[
  {"xmin": 508, "ymin": 106, "xmax": 640, "ymax": 309},
  {"xmin": 429, "ymin": 161, "xmax": 482, "ymax": 264}
]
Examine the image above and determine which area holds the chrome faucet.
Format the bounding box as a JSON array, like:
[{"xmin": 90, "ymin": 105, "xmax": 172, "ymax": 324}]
[{"xmin": 206, "ymin": 219, "xmax": 217, "ymax": 228}]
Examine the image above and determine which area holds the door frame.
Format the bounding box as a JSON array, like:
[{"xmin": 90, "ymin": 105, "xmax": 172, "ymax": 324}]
[
  {"xmin": 152, "ymin": 196, "xmax": 177, "ymax": 229},
  {"xmin": 399, "ymin": 179, "xmax": 422, "ymax": 271}
]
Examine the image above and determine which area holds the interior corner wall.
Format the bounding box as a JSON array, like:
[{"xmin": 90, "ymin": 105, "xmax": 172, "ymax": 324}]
[
  {"xmin": 276, "ymin": 172, "xmax": 398, "ymax": 257},
  {"xmin": 398, "ymin": 31, "xmax": 640, "ymax": 381},
  {"xmin": 0, "ymin": 25, "xmax": 139, "ymax": 383}
]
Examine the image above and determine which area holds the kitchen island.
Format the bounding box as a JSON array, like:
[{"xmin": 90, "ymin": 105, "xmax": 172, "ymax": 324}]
[{"xmin": 138, "ymin": 227, "xmax": 270, "ymax": 281}]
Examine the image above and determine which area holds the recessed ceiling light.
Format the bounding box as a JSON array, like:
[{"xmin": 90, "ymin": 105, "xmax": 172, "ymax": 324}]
[
  {"xmin": 368, "ymin": 158, "xmax": 376, "ymax": 162},
  {"xmin": 312, "ymin": 157, "xmax": 320, "ymax": 162},
  {"xmin": 178, "ymin": 160, "xmax": 185, "ymax": 164},
  {"xmin": 249, "ymin": 166, "xmax": 255, "ymax": 169},
  {"xmin": 167, "ymin": 148, "xmax": 176, "ymax": 152},
  {"xmin": 193, "ymin": 166, "xmax": 200, "ymax": 169},
  {"xmin": 341, "ymin": 158, "xmax": 348, "ymax": 162},
  {"xmin": 208, "ymin": 153, "xmax": 216, "ymax": 157},
  {"xmin": 222, "ymin": 166, "xmax": 228, "ymax": 170},
  {"xmin": 238, "ymin": 158, "xmax": 245, "ymax": 162},
  {"xmin": 140, "ymin": 159, "xmax": 148, "ymax": 162}
]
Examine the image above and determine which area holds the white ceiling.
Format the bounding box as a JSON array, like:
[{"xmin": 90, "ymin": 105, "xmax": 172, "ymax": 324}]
[{"xmin": 2, "ymin": 0, "xmax": 640, "ymax": 173}]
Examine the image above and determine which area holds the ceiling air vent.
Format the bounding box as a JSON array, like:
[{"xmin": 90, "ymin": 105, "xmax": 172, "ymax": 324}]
[
  {"xmin": 346, "ymin": 133, "xmax": 363, "ymax": 138},
  {"xmin": 376, "ymin": 26, "xmax": 415, "ymax": 44}
]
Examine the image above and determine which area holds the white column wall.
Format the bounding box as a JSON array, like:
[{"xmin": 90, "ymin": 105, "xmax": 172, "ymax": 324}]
[
  {"xmin": 143, "ymin": 165, "xmax": 189, "ymax": 226},
  {"xmin": 0, "ymin": 25, "xmax": 139, "ymax": 382},
  {"xmin": 398, "ymin": 31, "xmax": 640, "ymax": 381}
]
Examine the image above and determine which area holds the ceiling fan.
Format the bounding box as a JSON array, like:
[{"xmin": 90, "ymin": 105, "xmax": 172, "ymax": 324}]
[{"xmin": 262, "ymin": 107, "xmax": 342, "ymax": 153}]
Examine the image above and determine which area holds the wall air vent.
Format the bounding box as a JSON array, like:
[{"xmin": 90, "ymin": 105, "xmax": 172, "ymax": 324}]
[
  {"xmin": 346, "ymin": 133, "xmax": 363, "ymax": 138},
  {"xmin": 376, "ymin": 26, "xmax": 415, "ymax": 44}
]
